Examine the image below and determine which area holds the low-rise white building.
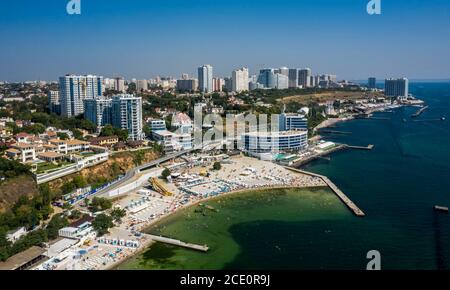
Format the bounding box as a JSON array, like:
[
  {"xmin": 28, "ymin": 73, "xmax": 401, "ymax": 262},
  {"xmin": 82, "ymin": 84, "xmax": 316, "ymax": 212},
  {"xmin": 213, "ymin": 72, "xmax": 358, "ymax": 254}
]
[
  {"xmin": 7, "ymin": 143, "xmax": 36, "ymax": 163},
  {"xmin": 59, "ymin": 217, "xmax": 94, "ymax": 239},
  {"xmin": 152, "ymin": 130, "xmax": 193, "ymax": 153}
]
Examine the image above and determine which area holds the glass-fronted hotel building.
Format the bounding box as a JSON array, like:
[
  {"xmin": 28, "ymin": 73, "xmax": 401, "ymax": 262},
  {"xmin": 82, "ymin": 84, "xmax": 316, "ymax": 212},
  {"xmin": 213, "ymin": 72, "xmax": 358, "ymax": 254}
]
[
  {"xmin": 279, "ymin": 113, "xmax": 308, "ymax": 131},
  {"xmin": 241, "ymin": 130, "xmax": 308, "ymax": 158}
]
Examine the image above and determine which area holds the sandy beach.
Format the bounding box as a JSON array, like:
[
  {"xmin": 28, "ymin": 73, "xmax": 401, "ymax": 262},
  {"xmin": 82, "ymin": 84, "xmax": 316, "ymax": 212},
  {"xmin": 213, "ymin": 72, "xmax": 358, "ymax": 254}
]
[{"xmin": 106, "ymin": 156, "xmax": 328, "ymax": 269}]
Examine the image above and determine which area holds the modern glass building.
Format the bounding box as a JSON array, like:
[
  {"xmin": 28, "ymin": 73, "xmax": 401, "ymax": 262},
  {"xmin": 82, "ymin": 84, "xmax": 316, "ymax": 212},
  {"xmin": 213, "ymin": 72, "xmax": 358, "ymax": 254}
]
[
  {"xmin": 298, "ymin": 68, "xmax": 312, "ymax": 88},
  {"xmin": 385, "ymin": 78, "xmax": 409, "ymax": 97},
  {"xmin": 257, "ymin": 69, "xmax": 276, "ymax": 88},
  {"xmin": 177, "ymin": 79, "xmax": 198, "ymax": 92},
  {"xmin": 111, "ymin": 94, "xmax": 144, "ymax": 141},
  {"xmin": 48, "ymin": 90, "xmax": 60, "ymax": 115},
  {"xmin": 149, "ymin": 119, "xmax": 167, "ymax": 132},
  {"xmin": 368, "ymin": 77, "xmax": 377, "ymax": 89},
  {"xmin": 257, "ymin": 69, "xmax": 289, "ymax": 89},
  {"xmin": 198, "ymin": 65, "xmax": 213, "ymax": 93},
  {"xmin": 241, "ymin": 130, "xmax": 308, "ymax": 154},
  {"xmin": 279, "ymin": 113, "xmax": 308, "ymax": 131},
  {"xmin": 232, "ymin": 67, "xmax": 249, "ymax": 92},
  {"xmin": 59, "ymin": 74, "xmax": 103, "ymax": 117},
  {"xmin": 275, "ymin": 73, "xmax": 289, "ymax": 89},
  {"xmin": 288, "ymin": 69, "xmax": 299, "ymax": 88},
  {"xmin": 84, "ymin": 98, "xmax": 113, "ymax": 129}
]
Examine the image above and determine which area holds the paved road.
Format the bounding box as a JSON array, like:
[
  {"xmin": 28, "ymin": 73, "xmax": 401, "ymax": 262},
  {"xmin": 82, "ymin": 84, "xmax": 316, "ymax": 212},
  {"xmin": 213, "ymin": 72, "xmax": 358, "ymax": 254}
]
[
  {"xmin": 93, "ymin": 149, "xmax": 194, "ymax": 197},
  {"xmin": 91, "ymin": 140, "xmax": 222, "ymax": 198}
]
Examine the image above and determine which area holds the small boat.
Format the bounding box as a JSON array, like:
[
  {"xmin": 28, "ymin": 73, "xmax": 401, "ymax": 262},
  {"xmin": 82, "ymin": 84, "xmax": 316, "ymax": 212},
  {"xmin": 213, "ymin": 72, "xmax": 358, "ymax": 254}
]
[
  {"xmin": 441, "ymin": 117, "xmax": 446, "ymax": 121},
  {"xmin": 434, "ymin": 205, "xmax": 449, "ymax": 213}
]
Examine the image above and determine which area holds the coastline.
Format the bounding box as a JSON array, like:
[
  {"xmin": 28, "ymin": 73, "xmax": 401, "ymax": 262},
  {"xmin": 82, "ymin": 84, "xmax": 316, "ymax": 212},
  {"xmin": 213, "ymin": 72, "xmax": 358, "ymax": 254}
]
[
  {"xmin": 111, "ymin": 184, "xmax": 329, "ymax": 270},
  {"xmin": 314, "ymin": 116, "xmax": 354, "ymax": 132},
  {"xmin": 314, "ymin": 102, "xmax": 420, "ymax": 132},
  {"xmin": 110, "ymin": 103, "xmax": 419, "ymax": 270}
]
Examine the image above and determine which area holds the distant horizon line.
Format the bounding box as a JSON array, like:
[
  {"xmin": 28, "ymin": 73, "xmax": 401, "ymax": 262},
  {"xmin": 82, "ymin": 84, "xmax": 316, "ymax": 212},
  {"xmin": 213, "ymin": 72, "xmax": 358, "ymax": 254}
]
[{"xmin": 2, "ymin": 77, "xmax": 450, "ymax": 84}]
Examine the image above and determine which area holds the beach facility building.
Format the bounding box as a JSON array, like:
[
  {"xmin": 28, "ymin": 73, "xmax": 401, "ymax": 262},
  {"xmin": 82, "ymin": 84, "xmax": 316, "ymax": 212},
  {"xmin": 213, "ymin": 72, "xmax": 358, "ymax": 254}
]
[{"xmin": 241, "ymin": 130, "xmax": 308, "ymax": 159}]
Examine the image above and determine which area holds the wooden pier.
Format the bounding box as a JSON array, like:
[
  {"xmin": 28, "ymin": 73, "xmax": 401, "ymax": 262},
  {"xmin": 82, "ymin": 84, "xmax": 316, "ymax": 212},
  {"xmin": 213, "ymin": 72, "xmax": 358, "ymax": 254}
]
[
  {"xmin": 285, "ymin": 167, "xmax": 366, "ymax": 217},
  {"xmin": 146, "ymin": 234, "xmax": 209, "ymax": 252}
]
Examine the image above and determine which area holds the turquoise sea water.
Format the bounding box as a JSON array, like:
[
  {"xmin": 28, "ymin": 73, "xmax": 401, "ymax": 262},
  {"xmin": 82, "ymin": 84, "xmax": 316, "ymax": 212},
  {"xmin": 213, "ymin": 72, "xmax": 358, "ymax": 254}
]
[{"xmin": 120, "ymin": 82, "xmax": 450, "ymax": 270}]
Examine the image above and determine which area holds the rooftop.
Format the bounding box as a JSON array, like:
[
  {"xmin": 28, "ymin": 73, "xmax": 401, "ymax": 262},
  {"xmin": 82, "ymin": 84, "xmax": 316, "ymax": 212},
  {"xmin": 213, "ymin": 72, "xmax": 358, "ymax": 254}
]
[
  {"xmin": 38, "ymin": 151, "xmax": 64, "ymax": 158},
  {"xmin": 46, "ymin": 238, "xmax": 79, "ymax": 258},
  {"xmin": 0, "ymin": 246, "xmax": 46, "ymax": 270},
  {"xmin": 89, "ymin": 136, "xmax": 119, "ymax": 143},
  {"xmin": 69, "ymin": 216, "xmax": 94, "ymax": 228},
  {"xmin": 153, "ymin": 130, "xmax": 174, "ymax": 137},
  {"xmin": 15, "ymin": 132, "xmax": 32, "ymax": 138},
  {"xmin": 49, "ymin": 138, "xmax": 66, "ymax": 144},
  {"xmin": 66, "ymin": 139, "xmax": 90, "ymax": 146},
  {"xmin": 5, "ymin": 148, "xmax": 20, "ymax": 154},
  {"xmin": 13, "ymin": 142, "xmax": 35, "ymax": 149}
]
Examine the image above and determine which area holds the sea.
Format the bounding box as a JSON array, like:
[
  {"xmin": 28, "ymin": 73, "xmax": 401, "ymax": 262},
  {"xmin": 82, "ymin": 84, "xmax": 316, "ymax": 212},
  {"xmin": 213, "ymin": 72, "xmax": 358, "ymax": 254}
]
[{"xmin": 118, "ymin": 81, "xmax": 450, "ymax": 270}]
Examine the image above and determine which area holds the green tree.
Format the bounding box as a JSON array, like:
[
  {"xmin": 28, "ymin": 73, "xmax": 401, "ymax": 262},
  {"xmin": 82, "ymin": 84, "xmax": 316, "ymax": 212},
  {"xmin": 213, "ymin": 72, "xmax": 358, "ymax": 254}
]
[
  {"xmin": 110, "ymin": 162, "xmax": 122, "ymax": 177},
  {"xmin": 9, "ymin": 229, "xmax": 48, "ymax": 257},
  {"xmin": 133, "ymin": 150, "xmax": 145, "ymax": 166},
  {"xmin": 23, "ymin": 123, "xmax": 46, "ymax": 135},
  {"xmin": 165, "ymin": 115, "xmax": 172, "ymax": 130},
  {"xmin": 0, "ymin": 227, "xmax": 11, "ymax": 261},
  {"xmin": 115, "ymin": 129, "xmax": 128, "ymax": 142},
  {"xmin": 110, "ymin": 208, "xmax": 126, "ymax": 223},
  {"xmin": 213, "ymin": 162, "xmax": 222, "ymax": 171},
  {"xmin": 100, "ymin": 125, "xmax": 128, "ymax": 141},
  {"xmin": 57, "ymin": 132, "xmax": 70, "ymax": 140},
  {"xmin": 46, "ymin": 214, "xmax": 69, "ymax": 240},
  {"xmin": 100, "ymin": 124, "xmax": 115, "ymax": 137},
  {"xmin": 89, "ymin": 197, "xmax": 112, "ymax": 212},
  {"xmin": 92, "ymin": 214, "xmax": 114, "ymax": 236},
  {"xmin": 143, "ymin": 124, "xmax": 152, "ymax": 138},
  {"xmin": 161, "ymin": 168, "xmax": 171, "ymax": 180},
  {"xmin": 72, "ymin": 175, "xmax": 87, "ymax": 188},
  {"xmin": 151, "ymin": 142, "xmax": 164, "ymax": 154},
  {"xmin": 80, "ymin": 119, "xmax": 97, "ymax": 132},
  {"xmin": 68, "ymin": 210, "xmax": 82, "ymax": 220},
  {"xmin": 72, "ymin": 129, "xmax": 84, "ymax": 140}
]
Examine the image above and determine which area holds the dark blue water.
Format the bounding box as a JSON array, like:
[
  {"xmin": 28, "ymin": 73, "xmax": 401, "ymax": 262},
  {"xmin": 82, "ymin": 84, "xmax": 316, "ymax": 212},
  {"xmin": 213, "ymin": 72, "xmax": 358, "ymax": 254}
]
[
  {"xmin": 123, "ymin": 82, "xmax": 450, "ymax": 270},
  {"xmin": 225, "ymin": 82, "xmax": 450, "ymax": 270}
]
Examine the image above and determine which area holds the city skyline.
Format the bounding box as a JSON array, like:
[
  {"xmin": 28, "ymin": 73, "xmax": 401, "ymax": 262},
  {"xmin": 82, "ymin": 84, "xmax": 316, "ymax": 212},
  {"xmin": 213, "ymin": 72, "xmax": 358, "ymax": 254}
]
[{"xmin": 1, "ymin": 0, "xmax": 450, "ymax": 82}]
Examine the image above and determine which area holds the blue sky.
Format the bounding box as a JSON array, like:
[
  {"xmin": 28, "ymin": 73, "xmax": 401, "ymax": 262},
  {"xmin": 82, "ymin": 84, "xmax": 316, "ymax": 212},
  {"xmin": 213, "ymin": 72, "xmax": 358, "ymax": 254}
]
[{"xmin": 1, "ymin": 0, "xmax": 450, "ymax": 81}]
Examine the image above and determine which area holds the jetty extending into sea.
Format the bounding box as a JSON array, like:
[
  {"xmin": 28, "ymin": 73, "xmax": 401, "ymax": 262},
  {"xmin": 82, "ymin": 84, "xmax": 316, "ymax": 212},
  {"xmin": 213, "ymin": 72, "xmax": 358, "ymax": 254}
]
[
  {"xmin": 145, "ymin": 234, "xmax": 209, "ymax": 252},
  {"xmin": 286, "ymin": 167, "xmax": 366, "ymax": 217}
]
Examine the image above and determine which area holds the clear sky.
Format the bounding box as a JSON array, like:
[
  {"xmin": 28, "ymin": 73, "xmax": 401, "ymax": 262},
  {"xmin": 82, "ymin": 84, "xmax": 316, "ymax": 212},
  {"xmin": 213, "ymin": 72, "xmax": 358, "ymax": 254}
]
[{"xmin": 1, "ymin": 0, "xmax": 450, "ymax": 82}]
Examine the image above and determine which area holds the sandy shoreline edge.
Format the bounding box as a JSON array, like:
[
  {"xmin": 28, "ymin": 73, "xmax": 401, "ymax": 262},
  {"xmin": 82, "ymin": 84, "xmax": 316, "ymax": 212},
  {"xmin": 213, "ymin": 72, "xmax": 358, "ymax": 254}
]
[{"xmin": 110, "ymin": 184, "xmax": 328, "ymax": 270}]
